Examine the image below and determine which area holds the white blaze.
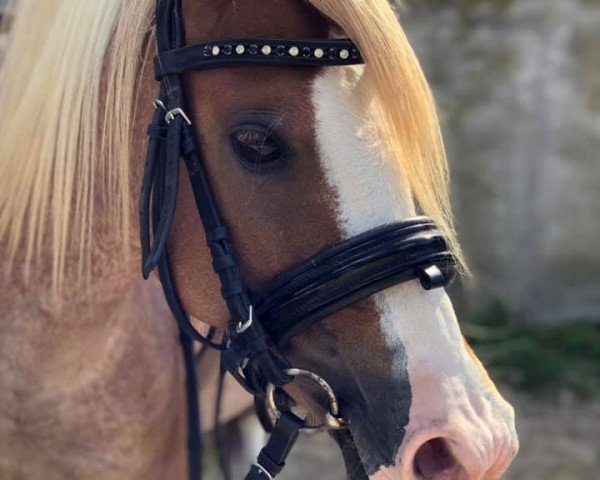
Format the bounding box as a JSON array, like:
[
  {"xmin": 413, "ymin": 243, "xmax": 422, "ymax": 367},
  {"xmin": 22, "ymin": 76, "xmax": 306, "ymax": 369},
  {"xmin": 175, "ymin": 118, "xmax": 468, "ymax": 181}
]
[{"xmin": 312, "ymin": 66, "xmax": 517, "ymax": 478}]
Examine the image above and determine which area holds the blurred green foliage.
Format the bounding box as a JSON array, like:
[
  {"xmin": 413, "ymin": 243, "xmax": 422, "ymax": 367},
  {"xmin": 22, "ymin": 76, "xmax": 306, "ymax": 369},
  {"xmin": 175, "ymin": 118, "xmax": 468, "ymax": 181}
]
[{"xmin": 463, "ymin": 300, "xmax": 600, "ymax": 399}]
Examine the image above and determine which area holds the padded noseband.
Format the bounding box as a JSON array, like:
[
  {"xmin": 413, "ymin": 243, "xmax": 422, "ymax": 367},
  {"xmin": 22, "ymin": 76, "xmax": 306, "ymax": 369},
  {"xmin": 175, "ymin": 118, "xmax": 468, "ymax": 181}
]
[{"xmin": 253, "ymin": 218, "xmax": 454, "ymax": 346}]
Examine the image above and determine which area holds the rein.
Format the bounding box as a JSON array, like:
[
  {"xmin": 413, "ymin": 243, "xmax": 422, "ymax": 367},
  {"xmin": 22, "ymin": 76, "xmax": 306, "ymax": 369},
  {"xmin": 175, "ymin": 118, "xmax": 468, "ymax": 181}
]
[{"xmin": 140, "ymin": 1, "xmax": 456, "ymax": 478}]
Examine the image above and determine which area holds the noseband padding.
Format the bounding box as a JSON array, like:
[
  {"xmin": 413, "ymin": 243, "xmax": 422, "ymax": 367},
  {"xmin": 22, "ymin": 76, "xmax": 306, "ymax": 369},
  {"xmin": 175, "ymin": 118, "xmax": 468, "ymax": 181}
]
[{"xmin": 253, "ymin": 218, "xmax": 454, "ymax": 346}]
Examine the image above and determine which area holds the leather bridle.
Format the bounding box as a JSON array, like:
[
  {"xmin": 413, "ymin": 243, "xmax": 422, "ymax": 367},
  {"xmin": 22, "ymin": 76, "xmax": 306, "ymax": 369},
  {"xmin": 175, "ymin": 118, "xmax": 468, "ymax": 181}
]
[{"xmin": 140, "ymin": 1, "xmax": 456, "ymax": 479}]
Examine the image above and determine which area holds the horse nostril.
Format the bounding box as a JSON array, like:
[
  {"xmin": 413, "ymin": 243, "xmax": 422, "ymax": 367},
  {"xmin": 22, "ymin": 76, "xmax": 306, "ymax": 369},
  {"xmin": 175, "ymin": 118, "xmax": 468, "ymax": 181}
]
[{"xmin": 413, "ymin": 438, "xmax": 468, "ymax": 480}]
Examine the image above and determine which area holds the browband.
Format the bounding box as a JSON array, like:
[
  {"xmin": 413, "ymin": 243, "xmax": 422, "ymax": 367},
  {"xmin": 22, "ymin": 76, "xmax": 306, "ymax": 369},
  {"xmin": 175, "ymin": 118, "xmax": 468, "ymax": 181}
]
[{"xmin": 154, "ymin": 37, "xmax": 363, "ymax": 79}]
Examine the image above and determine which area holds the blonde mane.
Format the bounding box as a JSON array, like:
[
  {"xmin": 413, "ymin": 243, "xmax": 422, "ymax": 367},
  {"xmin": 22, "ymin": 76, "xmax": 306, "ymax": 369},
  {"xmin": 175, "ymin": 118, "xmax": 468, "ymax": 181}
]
[
  {"xmin": 0, "ymin": 0, "xmax": 464, "ymax": 290},
  {"xmin": 0, "ymin": 0, "xmax": 153, "ymax": 288},
  {"xmin": 309, "ymin": 0, "xmax": 465, "ymax": 272}
]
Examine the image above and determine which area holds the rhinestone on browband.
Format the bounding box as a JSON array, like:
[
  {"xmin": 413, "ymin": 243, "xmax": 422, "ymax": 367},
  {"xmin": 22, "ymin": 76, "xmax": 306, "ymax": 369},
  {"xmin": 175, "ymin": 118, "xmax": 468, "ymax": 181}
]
[{"xmin": 205, "ymin": 42, "xmax": 360, "ymax": 61}]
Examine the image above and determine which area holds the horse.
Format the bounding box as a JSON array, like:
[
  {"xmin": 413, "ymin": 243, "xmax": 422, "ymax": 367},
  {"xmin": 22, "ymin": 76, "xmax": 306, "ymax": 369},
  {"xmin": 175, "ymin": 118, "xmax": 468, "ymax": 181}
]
[{"xmin": 0, "ymin": 0, "xmax": 518, "ymax": 479}]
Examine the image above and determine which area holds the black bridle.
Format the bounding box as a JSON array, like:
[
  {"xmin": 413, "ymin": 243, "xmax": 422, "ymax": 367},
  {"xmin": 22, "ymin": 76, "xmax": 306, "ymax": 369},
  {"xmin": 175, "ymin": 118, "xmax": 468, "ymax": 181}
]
[{"xmin": 140, "ymin": 1, "xmax": 456, "ymax": 479}]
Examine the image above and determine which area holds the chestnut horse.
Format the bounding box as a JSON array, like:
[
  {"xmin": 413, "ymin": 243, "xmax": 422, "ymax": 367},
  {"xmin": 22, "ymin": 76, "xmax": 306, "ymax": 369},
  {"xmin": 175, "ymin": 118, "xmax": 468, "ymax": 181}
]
[{"xmin": 0, "ymin": 0, "xmax": 517, "ymax": 479}]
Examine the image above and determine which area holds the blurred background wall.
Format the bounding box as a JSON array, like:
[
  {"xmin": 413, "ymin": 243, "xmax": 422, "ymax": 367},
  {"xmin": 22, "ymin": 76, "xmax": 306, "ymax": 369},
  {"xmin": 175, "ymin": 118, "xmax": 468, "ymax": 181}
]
[{"xmin": 402, "ymin": 0, "xmax": 600, "ymax": 325}]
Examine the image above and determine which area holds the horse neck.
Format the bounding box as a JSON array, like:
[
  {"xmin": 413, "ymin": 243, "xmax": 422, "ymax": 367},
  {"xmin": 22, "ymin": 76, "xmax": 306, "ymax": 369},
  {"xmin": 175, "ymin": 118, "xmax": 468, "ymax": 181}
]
[{"xmin": 1, "ymin": 46, "xmax": 159, "ymax": 318}]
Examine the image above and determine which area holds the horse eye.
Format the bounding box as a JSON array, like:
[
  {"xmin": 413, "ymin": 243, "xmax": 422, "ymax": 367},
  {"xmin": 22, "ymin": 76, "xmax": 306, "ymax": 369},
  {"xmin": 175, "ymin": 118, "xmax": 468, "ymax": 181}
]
[{"xmin": 230, "ymin": 126, "xmax": 285, "ymax": 173}]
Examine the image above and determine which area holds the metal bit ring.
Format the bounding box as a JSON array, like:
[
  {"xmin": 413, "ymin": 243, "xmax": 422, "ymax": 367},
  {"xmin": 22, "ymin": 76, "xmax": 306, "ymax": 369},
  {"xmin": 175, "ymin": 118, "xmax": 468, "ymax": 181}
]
[{"xmin": 266, "ymin": 368, "xmax": 345, "ymax": 431}]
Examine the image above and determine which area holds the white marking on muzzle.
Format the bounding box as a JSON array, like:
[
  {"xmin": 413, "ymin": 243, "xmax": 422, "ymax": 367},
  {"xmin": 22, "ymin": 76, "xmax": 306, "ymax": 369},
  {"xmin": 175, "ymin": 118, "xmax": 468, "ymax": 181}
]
[{"xmin": 312, "ymin": 66, "xmax": 518, "ymax": 478}]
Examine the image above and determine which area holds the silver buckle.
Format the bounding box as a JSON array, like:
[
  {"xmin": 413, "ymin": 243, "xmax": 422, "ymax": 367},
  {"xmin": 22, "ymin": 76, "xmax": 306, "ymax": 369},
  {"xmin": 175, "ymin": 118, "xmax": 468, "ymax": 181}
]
[
  {"xmin": 152, "ymin": 98, "xmax": 167, "ymax": 111},
  {"xmin": 236, "ymin": 305, "xmax": 254, "ymax": 334},
  {"xmin": 253, "ymin": 463, "xmax": 273, "ymax": 480},
  {"xmin": 164, "ymin": 107, "xmax": 192, "ymax": 125}
]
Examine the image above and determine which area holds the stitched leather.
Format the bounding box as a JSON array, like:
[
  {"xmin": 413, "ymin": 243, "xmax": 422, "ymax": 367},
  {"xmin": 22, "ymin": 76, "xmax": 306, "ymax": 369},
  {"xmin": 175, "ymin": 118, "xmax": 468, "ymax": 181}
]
[
  {"xmin": 253, "ymin": 218, "xmax": 455, "ymax": 345},
  {"xmin": 155, "ymin": 37, "xmax": 363, "ymax": 79}
]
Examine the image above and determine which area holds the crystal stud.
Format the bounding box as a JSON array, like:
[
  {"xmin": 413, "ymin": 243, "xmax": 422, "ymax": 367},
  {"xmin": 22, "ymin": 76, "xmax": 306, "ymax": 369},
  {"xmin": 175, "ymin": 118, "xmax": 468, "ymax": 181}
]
[
  {"xmin": 340, "ymin": 49, "xmax": 349, "ymax": 59},
  {"xmin": 235, "ymin": 44, "xmax": 245, "ymax": 55},
  {"xmin": 314, "ymin": 48, "xmax": 324, "ymax": 59},
  {"xmin": 261, "ymin": 45, "xmax": 272, "ymax": 55},
  {"xmin": 289, "ymin": 46, "xmax": 299, "ymax": 57},
  {"xmin": 212, "ymin": 45, "xmax": 220, "ymax": 56}
]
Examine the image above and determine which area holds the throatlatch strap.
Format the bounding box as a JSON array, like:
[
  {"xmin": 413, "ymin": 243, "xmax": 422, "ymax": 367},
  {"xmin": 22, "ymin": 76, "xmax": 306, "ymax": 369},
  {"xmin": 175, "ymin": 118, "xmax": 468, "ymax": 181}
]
[{"xmin": 244, "ymin": 412, "xmax": 304, "ymax": 480}]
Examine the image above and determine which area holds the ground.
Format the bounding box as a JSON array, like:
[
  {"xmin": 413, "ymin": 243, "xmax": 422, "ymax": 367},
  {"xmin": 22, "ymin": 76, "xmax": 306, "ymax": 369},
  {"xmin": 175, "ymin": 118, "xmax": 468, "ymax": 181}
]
[{"xmin": 501, "ymin": 389, "xmax": 600, "ymax": 480}]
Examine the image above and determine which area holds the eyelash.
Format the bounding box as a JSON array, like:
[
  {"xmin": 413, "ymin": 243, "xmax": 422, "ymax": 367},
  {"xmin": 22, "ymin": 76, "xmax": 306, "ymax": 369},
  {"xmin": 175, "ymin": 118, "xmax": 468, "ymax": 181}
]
[{"xmin": 230, "ymin": 125, "xmax": 286, "ymax": 174}]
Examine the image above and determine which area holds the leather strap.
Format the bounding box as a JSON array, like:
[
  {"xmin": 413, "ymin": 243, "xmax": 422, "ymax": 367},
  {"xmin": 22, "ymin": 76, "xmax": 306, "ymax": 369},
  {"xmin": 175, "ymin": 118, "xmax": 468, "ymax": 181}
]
[
  {"xmin": 253, "ymin": 218, "xmax": 455, "ymax": 345},
  {"xmin": 180, "ymin": 332, "xmax": 203, "ymax": 480},
  {"xmin": 244, "ymin": 412, "xmax": 304, "ymax": 480},
  {"xmin": 331, "ymin": 429, "xmax": 369, "ymax": 480},
  {"xmin": 155, "ymin": 37, "xmax": 363, "ymax": 79}
]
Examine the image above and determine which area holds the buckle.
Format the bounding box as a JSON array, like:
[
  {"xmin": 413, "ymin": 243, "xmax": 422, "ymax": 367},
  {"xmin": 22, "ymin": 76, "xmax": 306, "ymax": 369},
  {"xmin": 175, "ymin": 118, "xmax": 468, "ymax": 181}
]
[
  {"xmin": 236, "ymin": 305, "xmax": 254, "ymax": 334},
  {"xmin": 165, "ymin": 107, "xmax": 192, "ymax": 125},
  {"xmin": 252, "ymin": 463, "xmax": 274, "ymax": 480},
  {"xmin": 152, "ymin": 98, "xmax": 167, "ymax": 111}
]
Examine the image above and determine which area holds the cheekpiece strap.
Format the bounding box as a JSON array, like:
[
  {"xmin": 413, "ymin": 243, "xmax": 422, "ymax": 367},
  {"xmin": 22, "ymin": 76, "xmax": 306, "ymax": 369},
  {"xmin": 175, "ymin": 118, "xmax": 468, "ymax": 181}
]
[{"xmin": 154, "ymin": 37, "xmax": 364, "ymax": 79}]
